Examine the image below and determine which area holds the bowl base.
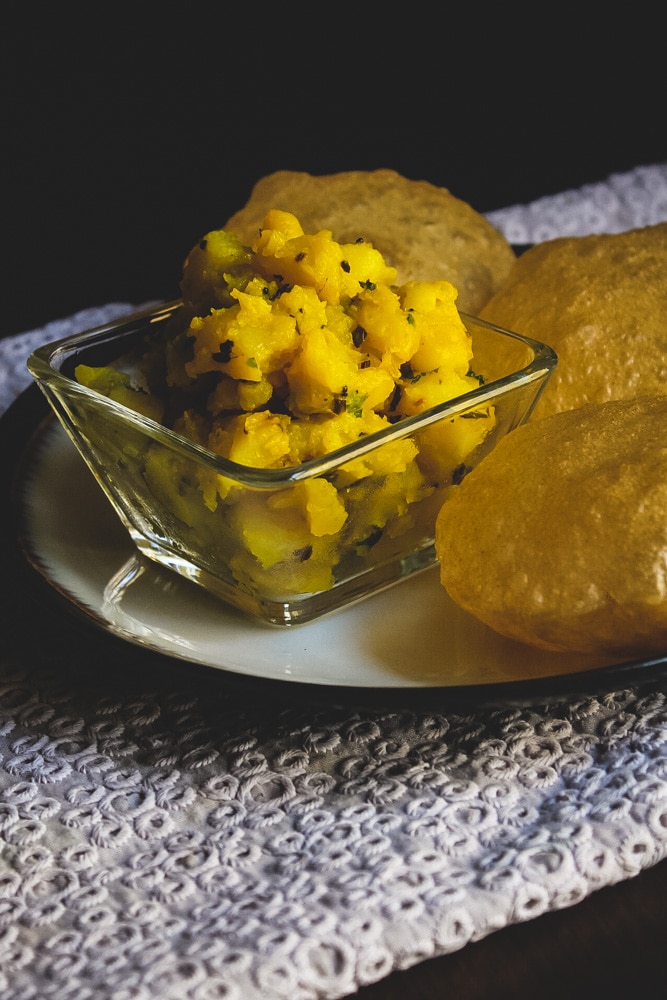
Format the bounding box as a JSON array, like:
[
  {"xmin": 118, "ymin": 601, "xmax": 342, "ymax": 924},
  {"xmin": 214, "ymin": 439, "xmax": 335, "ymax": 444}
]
[{"xmin": 130, "ymin": 531, "xmax": 438, "ymax": 627}]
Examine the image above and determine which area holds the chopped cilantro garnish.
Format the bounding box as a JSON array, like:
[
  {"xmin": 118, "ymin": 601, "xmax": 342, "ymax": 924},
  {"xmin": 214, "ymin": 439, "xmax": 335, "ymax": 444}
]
[{"xmin": 346, "ymin": 390, "xmax": 368, "ymax": 417}]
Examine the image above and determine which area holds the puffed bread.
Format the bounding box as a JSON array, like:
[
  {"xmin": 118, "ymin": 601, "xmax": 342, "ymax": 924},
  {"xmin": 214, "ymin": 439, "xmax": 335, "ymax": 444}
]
[
  {"xmin": 478, "ymin": 224, "xmax": 667, "ymax": 419},
  {"xmin": 435, "ymin": 395, "xmax": 667, "ymax": 656},
  {"xmin": 225, "ymin": 169, "xmax": 516, "ymax": 315}
]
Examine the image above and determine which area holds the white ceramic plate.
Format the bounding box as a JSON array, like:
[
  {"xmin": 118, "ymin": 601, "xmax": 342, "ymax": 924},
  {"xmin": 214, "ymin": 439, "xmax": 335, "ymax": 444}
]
[{"xmin": 6, "ymin": 388, "xmax": 666, "ymax": 702}]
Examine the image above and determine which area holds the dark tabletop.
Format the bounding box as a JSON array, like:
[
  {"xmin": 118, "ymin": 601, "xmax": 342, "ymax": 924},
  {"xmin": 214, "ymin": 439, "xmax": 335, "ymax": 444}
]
[
  {"xmin": 5, "ymin": 19, "xmax": 665, "ymax": 340},
  {"xmin": 353, "ymin": 858, "xmax": 667, "ymax": 998}
]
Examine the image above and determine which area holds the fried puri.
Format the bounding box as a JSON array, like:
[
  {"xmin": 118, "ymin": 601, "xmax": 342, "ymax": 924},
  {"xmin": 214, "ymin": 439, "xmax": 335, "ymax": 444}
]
[
  {"xmin": 477, "ymin": 223, "xmax": 667, "ymax": 419},
  {"xmin": 435, "ymin": 395, "xmax": 667, "ymax": 656},
  {"xmin": 225, "ymin": 169, "xmax": 516, "ymax": 315}
]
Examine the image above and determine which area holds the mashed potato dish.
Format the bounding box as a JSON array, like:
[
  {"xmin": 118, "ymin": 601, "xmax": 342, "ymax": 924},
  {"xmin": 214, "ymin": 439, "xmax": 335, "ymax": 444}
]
[{"xmin": 75, "ymin": 210, "xmax": 496, "ymax": 601}]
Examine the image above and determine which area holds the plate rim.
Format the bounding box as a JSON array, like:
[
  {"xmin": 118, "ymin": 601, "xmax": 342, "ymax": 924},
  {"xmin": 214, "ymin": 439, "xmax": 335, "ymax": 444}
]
[{"xmin": 3, "ymin": 383, "xmax": 667, "ymax": 711}]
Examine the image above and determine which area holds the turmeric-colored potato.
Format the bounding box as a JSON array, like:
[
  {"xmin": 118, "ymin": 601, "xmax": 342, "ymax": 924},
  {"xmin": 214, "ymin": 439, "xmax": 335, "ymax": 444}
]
[{"xmin": 78, "ymin": 210, "xmax": 495, "ymax": 598}]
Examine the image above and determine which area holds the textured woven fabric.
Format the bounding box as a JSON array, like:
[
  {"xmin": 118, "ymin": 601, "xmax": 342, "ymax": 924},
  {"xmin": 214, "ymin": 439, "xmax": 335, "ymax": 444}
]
[{"xmin": 1, "ymin": 163, "xmax": 666, "ymax": 1000}]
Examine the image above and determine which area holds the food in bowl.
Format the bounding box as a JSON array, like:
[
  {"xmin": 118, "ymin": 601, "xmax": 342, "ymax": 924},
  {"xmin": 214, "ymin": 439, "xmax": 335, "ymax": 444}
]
[
  {"xmin": 27, "ymin": 210, "xmax": 556, "ymax": 626},
  {"xmin": 476, "ymin": 223, "xmax": 667, "ymax": 419},
  {"xmin": 435, "ymin": 394, "xmax": 667, "ymax": 656}
]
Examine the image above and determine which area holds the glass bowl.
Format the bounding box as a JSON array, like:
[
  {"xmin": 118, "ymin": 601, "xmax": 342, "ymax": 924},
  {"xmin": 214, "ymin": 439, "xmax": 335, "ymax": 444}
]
[{"xmin": 27, "ymin": 302, "xmax": 557, "ymax": 626}]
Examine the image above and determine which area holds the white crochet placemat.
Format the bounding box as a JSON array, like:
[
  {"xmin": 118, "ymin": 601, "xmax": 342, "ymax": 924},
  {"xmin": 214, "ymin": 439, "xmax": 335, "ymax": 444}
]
[{"xmin": 0, "ymin": 163, "xmax": 666, "ymax": 1000}]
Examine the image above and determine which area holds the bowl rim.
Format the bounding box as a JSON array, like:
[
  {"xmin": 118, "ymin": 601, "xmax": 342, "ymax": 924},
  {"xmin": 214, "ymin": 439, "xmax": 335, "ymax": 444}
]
[{"xmin": 26, "ymin": 300, "xmax": 558, "ymax": 488}]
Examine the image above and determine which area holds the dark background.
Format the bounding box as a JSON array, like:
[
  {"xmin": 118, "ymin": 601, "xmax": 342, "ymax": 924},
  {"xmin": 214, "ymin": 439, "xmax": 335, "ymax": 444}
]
[{"xmin": 4, "ymin": 16, "xmax": 664, "ymax": 339}]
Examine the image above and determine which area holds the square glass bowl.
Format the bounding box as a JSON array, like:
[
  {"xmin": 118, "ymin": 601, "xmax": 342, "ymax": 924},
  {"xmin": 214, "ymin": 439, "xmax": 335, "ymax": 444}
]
[{"xmin": 27, "ymin": 302, "xmax": 557, "ymax": 626}]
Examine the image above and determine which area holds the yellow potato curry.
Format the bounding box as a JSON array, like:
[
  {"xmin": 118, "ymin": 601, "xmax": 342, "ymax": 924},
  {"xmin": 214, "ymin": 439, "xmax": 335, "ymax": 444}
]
[{"xmin": 75, "ymin": 210, "xmax": 494, "ymax": 596}]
